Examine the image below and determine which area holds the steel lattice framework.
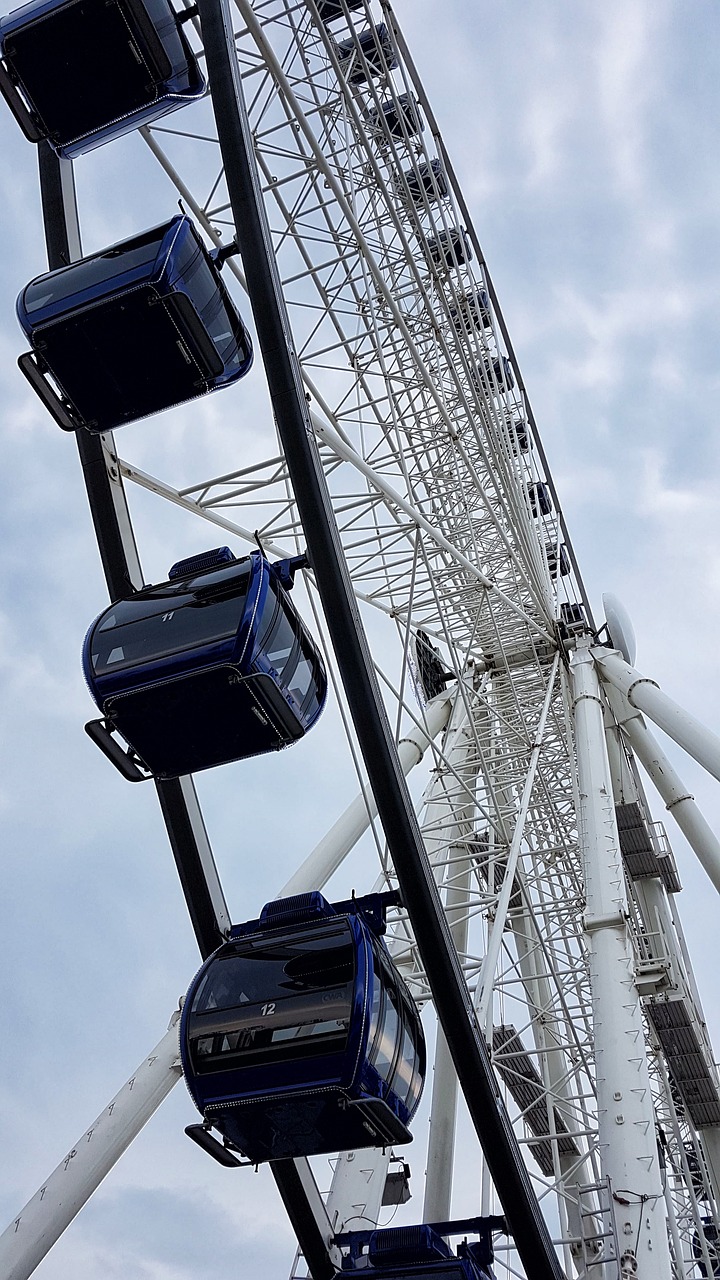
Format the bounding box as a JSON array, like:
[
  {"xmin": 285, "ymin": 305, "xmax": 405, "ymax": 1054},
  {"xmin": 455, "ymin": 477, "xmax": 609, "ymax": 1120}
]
[
  {"xmin": 2, "ymin": 2, "xmax": 719, "ymax": 1278},
  {"xmin": 124, "ymin": 6, "xmax": 604, "ymax": 1260},
  {"xmin": 111, "ymin": 2, "xmax": 719, "ymax": 1275}
]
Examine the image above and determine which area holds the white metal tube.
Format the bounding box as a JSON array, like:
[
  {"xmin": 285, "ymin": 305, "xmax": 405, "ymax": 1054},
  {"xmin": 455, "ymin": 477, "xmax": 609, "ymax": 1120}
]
[
  {"xmin": 420, "ymin": 696, "xmax": 478, "ymax": 1222},
  {"xmin": 0, "ymin": 1015, "xmax": 182, "ymax": 1280},
  {"xmin": 570, "ymin": 644, "xmax": 671, "ymax": 1280},
  {"xmin": 423, "ymin": 859, "xmax": 474, "ymax": 1219},
  {"xmin": 312, "ymin": 415, "xmax": 552, "ymax": 641},
  {"xmin": 699, "ymin": 1129, "xmax": 720, "ymax": 1220},
  {"xmin": 595, "ymin": 649, "xmax": 720, "ymax": 786},
  {"xmin": 280, "ymin": 691, "xmax": 453, "ymax": 897},
  {"xmin": 604, "ymin": 716, "xmax": 639, "ymax": 808},
  {"xmin": 324, "ymin": 1149, "xmax": 392, "ymax": 1235},
  {"xmin": 474, "ymin": 652, "xmax": 560, "ymax": 1026},
  {"xmin": 620, "ymin": 710, "xmax": 720, "ymax": 896},
  {"xmin": 423, "ymin": 1029, "xmax": 460, "ymax": 1223}
]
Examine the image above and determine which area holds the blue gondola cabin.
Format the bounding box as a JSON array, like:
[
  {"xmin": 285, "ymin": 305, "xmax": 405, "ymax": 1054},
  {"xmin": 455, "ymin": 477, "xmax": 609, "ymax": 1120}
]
[
  {"xmin": 83, "ymin": 547, "xmax": 326, "ymax": 779},
  {"xmin": 335, "ymin": 1218, "xmax": 507, "ymax": 1280},
  {"xmin": 16, "ymin": 214, "xmax": 253, "ymax": 433},
  {"xmin": 426, "ymin": 228, "xmax": 472, "ymax": 270},
  {"xmin": 180, "ymin": 891, "xmax": 426, "ymax": 1163},
  {"xmin": 335, "ymin": 24, "xmax": 397, "ymax": 85},
  {"xmin": 399, "ymin": 158, "xmax": 448, "ymax": 205},
  {"xmin": 368, "ymin": 92, "xmax": 423, "ymax": 140},
  {"xmin": 527, "ymin": 482, "xmax": 552, "ymax": 518},
  {"xmin": 0, "ymin": 0, "xmax": 205, "ymax": 157}
]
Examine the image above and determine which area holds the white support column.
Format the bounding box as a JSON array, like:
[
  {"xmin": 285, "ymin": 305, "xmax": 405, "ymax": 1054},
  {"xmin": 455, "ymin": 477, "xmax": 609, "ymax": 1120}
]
[
  {"xmin": 662, "ymin": 1176, "xmax": 691, "ymax": 1280},
  {"xmin": 595, "ymin": 649, "xmax": 720, "ymax": 786},
  {"xmin": 570, "ymin": 643, "xmax": 672, "ymax": 1280},
  {"xmin": 423, "ymin": 1028, "xmax": 461, "ymax": 1224},
  {"xmin": 420, "ymin": 691, "xmax": 478, "ymax": 1223},
  {"xmin": 324, "ymin": 1149, "xmax": 392, "ymax": 1236},
  {"xmin": 280, "ymin": 690, "xmax": 453, "ymax": 897},
  {"xmin": 0, "ymin": 1013, "xmax": 182, "ymax": 1280},
  {"xmin": 604, "ymin": 685, "xmax": 720, "ymax": 895}
]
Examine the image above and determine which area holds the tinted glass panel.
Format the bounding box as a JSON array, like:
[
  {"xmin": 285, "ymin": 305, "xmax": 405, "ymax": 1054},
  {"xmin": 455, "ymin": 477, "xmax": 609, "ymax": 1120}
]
[
  {"xmin": 188, "ymin": 922, "xmax": 355, "ymax": 1073},
  {"xmin": 404, "ymin": 1040, "xmax": 424, "ymax": 1115},
  {"xmin": 303, "ymin": 687, "xmax": 321, "ymax": 721},
  {"xmin": 369, "ymin": 983, "xmax": 400, "ymax": 1084},
  {"xmin": 10, "ymin": 1, "xmax": 162, "ymax": 143},
  {"xmin": 175, "ymin": 229, "xmax": 202, "ymax": 277},
  {"xmin": 184, "ymin": 252, "xmax": 218, "ymax": 315},
  {"xmin": 255, "ymin": 588, "xmax": 278, "ymax": 650},
  {"xmin": 393, "ymin": 1024, "xmax": 416, "ymax": 1106},
  {"xmin": 288, "ymin": 655, "xmax": 314, "ymax": 706},
  {"xmin": 208, "ymin": 298, "xmax": 243, "ymax": 366},
  {"xmin": 192, "ymin": 929, "xmax": 354, "ymax": 1013},
  {"xmin": 264, "ymin": 608, "xmax": 297, "ymax": 677},
  {"xmin": 366, "ymin": 969, "xmax": 382, "ymax": 1047},
  {"xmin": 24, "ymin": 227, "xmax": 166, "ymax": 314},
  {"xmin": 91, "ymin": 571, "xmax": 250, "ymax": 675},
  {"xmin": 369, "ymin": 1268, "xmax": 461, "ymax": 1280},
  {"xmin": 181, "ymin": 249, "xmax": 240, "ymax": 365},
  {"xmin": 36, "ymin": 286, "xmax": 208, "ymax": 428}
]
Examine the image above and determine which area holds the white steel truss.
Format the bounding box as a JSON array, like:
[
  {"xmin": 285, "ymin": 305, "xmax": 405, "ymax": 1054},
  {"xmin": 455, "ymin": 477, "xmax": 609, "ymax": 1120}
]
[
  {"xmin": 103, "ymin": 2, "xmax": 720, "ymax": 1275},
  {"xmin": 3, "ymin": 2, "xmax": 719, "ymax": 1279}
]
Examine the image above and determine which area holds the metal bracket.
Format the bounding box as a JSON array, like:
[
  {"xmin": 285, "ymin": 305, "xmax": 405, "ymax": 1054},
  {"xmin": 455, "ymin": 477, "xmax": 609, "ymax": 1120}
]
[
  {"xmin": 0, "ymin": 60, "xmax": 43, "ymax": 142},
  {"xmin": 17, "ymin": 351, "xmax": 82, "ymax": 432},
  {"xmin": 84, "ymin": 719, "xmax": 150, "ymax": 783},
  {"xmin": 184, "ymin": 1124, "xmax": 246, "ymax": 1167}
]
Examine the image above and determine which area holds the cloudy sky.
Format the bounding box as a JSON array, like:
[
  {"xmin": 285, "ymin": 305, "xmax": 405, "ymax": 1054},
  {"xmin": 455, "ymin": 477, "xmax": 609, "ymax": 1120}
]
[{"xmin": 1, "ymin": 1, "xmax": 720, "ymax": 1277}]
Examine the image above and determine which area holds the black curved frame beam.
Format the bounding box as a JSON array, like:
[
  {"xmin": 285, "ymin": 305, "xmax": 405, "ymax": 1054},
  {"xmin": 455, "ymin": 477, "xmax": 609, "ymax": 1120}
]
[
  {"xmin": 36, "ymin": 139, "xmax": 335, "ymax": 1280},
  {"xmin": 196, "ymin": 4, "xmax": 566, "ymax": 1279},
  {"xmin": 38, "ymin": 141, "xmax": 230, "ymax": 961}
]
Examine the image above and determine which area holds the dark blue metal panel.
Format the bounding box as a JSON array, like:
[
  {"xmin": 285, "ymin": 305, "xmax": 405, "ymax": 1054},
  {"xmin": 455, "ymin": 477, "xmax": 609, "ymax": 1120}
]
[
  {"xmin": 0, "ymin": 0, "xmax": 205, "ymax": 156},
  {"xmin": 336, "ymin": 1218, "xmax": 507, "ymax": 1280},
  {"xmin": 180, "ymin": 893, "xmax": 425, "ymax": 1162},
  {"xmin": 17, "ymin": 215, "xmax": 253, "ymax": 432},
  {"xmin": 83, "ymin": 551, "xmax": 327, "ymax": 776}
]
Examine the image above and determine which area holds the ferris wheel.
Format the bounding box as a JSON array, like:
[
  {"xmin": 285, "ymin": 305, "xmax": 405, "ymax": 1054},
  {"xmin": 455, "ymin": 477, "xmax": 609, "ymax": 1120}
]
[{"xmin": 1, "ymin": 3, "xmax": 720, "ymax": 1280}]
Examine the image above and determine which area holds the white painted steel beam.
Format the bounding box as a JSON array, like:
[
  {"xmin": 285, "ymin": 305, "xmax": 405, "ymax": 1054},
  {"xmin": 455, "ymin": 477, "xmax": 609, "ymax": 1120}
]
[
  {"xmin": 699, "ymin": 1129, "xmax": 720, "ymax": 1220},
  {"xmin": 421, "ymin": 694, "xmax": 478, "ymax": 1222},
  {"xmin": 280, "ymin": 689, "xmax": 453, "ymax": 897},
  {"xmin": 324, "ymin": 1148, "xmax": 392, "ymax": 1238},
  {"xmin": 474, "ymin": 651, "xmax": 560, "ymax": 1026},
  {"xmin": 595, "ymin": 648, "xmax": 720, "ymax": 786},
  {"xmin": 311, "ymin": 416, "xmax": 552, "ymax": 641},
  {"xmin": 0, "ymin": 1015, "xmax": 182, "ymax": 1280},
  {"xmin": 608, "ymin": 691, "xmax": 720, "ymax": 895},
  {"xmin": 570, "ymin": 643, "xmax": 671, "ymax": 1280}
]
